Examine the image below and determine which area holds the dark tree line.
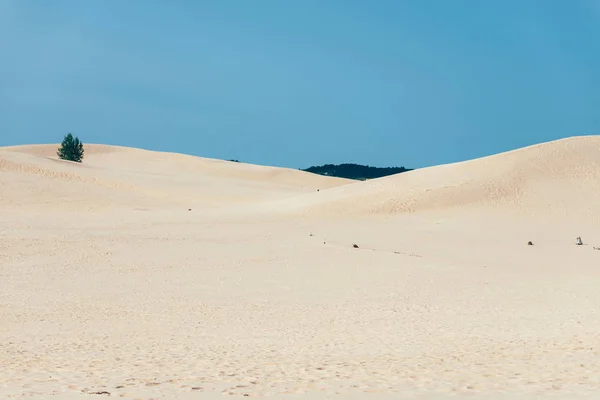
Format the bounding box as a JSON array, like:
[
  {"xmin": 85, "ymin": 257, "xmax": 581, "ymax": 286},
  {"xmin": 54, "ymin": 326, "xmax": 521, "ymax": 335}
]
[{"xmin": 302, "ymin": 163, "xmax": 412, "ymax": 180}]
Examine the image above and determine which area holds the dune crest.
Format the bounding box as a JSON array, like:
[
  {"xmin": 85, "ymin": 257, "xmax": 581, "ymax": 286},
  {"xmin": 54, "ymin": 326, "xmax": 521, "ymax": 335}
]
[
  {"xmin": 0, "ymin": 144, "xmax": 351, "ymax": 211},
  {"xmin": 270, "ymin": 136, "xmax": 600, "ymax": 221}
]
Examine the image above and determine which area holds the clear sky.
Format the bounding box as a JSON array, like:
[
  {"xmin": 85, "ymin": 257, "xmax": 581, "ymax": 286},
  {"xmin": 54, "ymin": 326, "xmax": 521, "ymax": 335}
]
[{"xmin": 1, "ymin": 0, "xmax": 599, "ymax": 169}]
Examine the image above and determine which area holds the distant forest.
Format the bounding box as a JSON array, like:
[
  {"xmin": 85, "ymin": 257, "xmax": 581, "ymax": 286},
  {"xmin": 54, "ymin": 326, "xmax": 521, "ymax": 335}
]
[{"xmin": 302, "ymin": 163, "xmax": 413, "ymax": 180}]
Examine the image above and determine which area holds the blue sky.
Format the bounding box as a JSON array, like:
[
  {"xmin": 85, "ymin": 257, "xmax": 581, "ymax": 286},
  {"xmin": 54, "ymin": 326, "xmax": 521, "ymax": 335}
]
[{"xmin": 1, "ymin": 0, "xmax": 599, "ymax": 169}]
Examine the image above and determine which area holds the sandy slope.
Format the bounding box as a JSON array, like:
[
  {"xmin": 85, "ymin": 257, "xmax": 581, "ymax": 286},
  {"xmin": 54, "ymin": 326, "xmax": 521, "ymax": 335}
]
[
  {"xmin": 263, "ymin": 136, "xmax": 600, "ymax": 222},
  {"xmin": 2, "ymin": 138, "xmax": 600, "ymax": 399},
  {"xmin": 0, "ymin": 144, "xmax": 352, "ymax": 212}
]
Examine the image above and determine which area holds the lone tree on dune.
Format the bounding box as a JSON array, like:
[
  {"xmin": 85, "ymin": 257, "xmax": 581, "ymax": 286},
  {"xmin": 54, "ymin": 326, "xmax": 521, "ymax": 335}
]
[{"xmin": 57, "ymin": 133, "xmax": 85, "ymax": 162}]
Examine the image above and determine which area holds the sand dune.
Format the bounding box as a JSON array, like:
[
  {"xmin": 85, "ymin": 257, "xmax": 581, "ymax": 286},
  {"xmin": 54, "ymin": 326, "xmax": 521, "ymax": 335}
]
[
  {"xmin": 2, "ymin": 144, "xmax": 351, "ymax": 187},
  {"xmin": 3, "ymin": 137, "xmax": 600, "ymax": 399},
  {"xmin": 266, "ymin": 136, "xmax": 600, "ymax": 222},
  {"xmin": 0, "ymin": 144, "xmax": 351, "ymax": 211}
]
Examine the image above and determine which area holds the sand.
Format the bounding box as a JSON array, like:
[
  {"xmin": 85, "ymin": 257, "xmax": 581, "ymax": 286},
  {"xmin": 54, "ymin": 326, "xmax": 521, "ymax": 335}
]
[{"xmin": 2, "ymin": 137, "xmax": 600, "ymax": 399}]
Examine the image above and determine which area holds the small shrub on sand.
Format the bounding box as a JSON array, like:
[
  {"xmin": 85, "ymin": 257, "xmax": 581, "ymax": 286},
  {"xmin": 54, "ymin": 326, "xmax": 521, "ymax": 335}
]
[{"xmin": 57, "ymin": 133, "xmax": 85, "ymax": 163}]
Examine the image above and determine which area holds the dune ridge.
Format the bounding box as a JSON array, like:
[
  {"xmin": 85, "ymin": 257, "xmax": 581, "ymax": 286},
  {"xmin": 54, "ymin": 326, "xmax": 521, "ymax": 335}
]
[
  {"xmin": 9, "ymin": 136, "xmax": 600, "ymax": 219},
  {"xmin": 0, "ymin": 144, "xmax": 352, "ymax": 211},
  {"xmin": 264, "ymin": 136, "xmax": 600, "ymax": 222},
  {"xmin": 1, "ymin": 144, "xmax": 353, "ymax": 186}
]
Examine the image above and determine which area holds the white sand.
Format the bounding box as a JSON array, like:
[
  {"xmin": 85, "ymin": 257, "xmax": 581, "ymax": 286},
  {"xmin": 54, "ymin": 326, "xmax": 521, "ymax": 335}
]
[{"xmin": 2, "ymin": 137, "xmax": 600, "ymax": 399}]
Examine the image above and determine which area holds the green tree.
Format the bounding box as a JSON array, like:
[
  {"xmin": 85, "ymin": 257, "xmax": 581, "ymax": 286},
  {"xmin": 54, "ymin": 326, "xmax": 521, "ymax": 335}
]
[{"xmin": 57, "ymin": 133, "xmax": 85, "ymax": 162}]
